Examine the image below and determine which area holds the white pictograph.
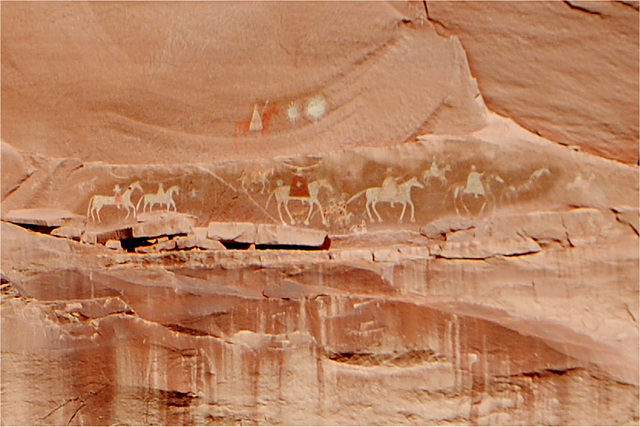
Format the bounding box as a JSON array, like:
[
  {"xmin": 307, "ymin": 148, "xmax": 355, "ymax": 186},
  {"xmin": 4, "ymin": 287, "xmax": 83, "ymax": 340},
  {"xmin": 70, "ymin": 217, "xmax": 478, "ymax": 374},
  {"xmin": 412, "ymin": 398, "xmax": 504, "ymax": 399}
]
[
  {"xmin": 266, "ymin": 179, "xmax": 334, "ymax": 226},
  {"xmin": 347, "ymin": 177, "xmax": 424, "ymax": 223},
  {"xmin": 238, "ymin": 167, "xmax": 275, "ymax": 195},
  {"xmin": 87, "ymin": 181, "xmax": 142, "ymax": 222},
  {"xmin": 501, "ymin": 168, "xmax": 551, "ymax": 206},
  {"xmin": 306, "ymin": 95, "xmax": 327, "ymax": 122},
  {"xmin": 446, "ymin": 166, "xmax": 504, "ymax": 215},
  {"xmin": 137, "ymin": 184, "xmax": 180, "ymax": 213},
  {"xmin": 421, "ymin": 158, "xmax": 452, "ymax": 187},
  {"xmin": 287, "ymin": 102, "xmax": 301, "ymax": 124},
  {"xmin": 349, "ymin": 219, "xmax": 368, "ymax": 234},
  {"xmin": 324, "ymin": 194, "xmax": 353, "ymax": 229}
]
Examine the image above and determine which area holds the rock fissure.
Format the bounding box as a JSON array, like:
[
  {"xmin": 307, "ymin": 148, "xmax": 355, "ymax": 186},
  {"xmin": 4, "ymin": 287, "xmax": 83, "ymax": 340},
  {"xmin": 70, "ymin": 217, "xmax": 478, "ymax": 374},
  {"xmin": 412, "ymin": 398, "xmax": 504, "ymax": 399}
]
[
  {"xmin": 563, "ymin": 0, "xmax": 603, "ymax": 16},
  {"xmin": 2, "ymin": 170, "xmax": 35, "ymax": 201}
]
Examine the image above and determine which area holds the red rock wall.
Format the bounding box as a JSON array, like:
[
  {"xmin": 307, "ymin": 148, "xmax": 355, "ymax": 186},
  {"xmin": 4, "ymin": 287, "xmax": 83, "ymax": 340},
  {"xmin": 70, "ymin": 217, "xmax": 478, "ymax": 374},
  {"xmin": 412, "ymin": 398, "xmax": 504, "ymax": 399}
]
[{"xmin": 1, "ymin": 1, "xmax": 638, "ymax": 425}]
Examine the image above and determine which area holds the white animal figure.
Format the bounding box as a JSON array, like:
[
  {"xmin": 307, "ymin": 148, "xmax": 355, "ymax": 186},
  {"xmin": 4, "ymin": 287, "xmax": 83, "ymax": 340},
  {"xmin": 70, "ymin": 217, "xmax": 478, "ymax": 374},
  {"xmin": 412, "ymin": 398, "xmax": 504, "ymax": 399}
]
[
  {"xmin": 349, "ymin": 219, "xmax": 368, "ymax": 234},
  {"xmin": 421, "ymin": 159, "xmax": 452, "ymax": 187},
  {"xmin": 238, "ymin": 167, "xmax": 275, "ymax": 194},
  {"xmin": 446, "ymin": 170, "xmax": 504, "ymax": 215},
  {"xmin": 500, "ymin": 168, "xmax": 551, "ymax": 206},
  {"xmin": 266, "ymin": 179, "xmax": 334, "ymax": 226},
  {"xmin": 87, "ymin": 181, "xmax": 143, "ymax": 222},
  {"xmin": 137, "ymin": 185, "xmax": 180, "ymax": 212},
  {"xmin": 324, "ymin": 198, "xmax": 353, "ymax": 228},
  {"xmin": 347, "ymin": 177, "xmax": 424, "ymax": 224}
]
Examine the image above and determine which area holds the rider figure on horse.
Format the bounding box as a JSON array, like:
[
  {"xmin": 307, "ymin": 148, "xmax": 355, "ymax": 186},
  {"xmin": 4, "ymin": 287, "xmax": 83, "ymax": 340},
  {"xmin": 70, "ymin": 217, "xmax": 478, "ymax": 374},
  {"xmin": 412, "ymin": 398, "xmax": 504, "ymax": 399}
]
[
  {"xmin": 380, "ymin": 168, "xmax": 400, "ymax": 206},
  {"xmin": 113, "ymin": 185, "xmax": 122, "ymax": 208},
  {"xmin": 289, "ymin": 167, "xmax": 310, "ymax": 198}
]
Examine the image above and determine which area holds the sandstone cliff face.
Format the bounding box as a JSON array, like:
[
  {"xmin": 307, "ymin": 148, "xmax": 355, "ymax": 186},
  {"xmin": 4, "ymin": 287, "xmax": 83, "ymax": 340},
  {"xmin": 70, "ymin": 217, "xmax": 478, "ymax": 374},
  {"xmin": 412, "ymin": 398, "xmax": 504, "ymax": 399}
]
[{"xmin": 1, "ymin": 2, "xmax": 638, "ymax": 425}]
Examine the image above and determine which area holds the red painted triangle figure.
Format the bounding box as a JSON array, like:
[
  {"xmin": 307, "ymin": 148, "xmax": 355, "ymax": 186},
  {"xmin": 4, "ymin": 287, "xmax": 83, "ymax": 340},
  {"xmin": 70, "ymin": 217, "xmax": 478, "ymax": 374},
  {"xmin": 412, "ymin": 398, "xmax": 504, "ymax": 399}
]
[{"xmin": 289, "ymin": 170, "xmax": 310, "ymax": 197}]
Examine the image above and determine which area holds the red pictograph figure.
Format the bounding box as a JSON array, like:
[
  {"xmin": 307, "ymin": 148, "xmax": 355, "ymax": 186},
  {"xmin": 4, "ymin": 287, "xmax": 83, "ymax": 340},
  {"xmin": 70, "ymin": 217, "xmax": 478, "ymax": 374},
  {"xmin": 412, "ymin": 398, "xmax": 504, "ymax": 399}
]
[
  {"xmin": 233, "ymin": 101, "xmax": 279, "ymax": 150},
  {"xmin": 289, "ymin": 172, "xmax": 310, "ymax": 198}
]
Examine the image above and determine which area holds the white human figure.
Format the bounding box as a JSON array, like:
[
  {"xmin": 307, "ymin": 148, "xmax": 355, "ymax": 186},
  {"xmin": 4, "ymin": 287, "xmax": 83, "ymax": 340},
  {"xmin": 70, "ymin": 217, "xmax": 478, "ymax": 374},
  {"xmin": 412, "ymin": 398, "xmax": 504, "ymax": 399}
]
[{"xmin": 464, "ymin": 165, "xmax": 485, "ymax": 198}]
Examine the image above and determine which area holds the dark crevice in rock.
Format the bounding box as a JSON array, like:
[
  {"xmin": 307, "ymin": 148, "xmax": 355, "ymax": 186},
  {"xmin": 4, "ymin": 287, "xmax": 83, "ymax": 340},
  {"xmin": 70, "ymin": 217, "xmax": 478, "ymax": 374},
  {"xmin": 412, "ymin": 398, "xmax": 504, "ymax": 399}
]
[
  {"xmin": 143, "ymin": 388, "xmax": 200, "ymax": 408},
  {"xmin": 40, "ymin": 397, "xmax": 81, "ymax": 422},
  {"xmin": 12, "ymin": 223, "xmax": 58, "ymax": 235},
  {"xmin": 611, "ymin": 208, "xmax": 639, "ymax": 236},
  {"xmin": 423, "ymin": 0, "xmax": 448, "ymax": 31},
  {"xmin": 67, "ymin": 402, "xmax": 86, "ymax": 425},
  {"xmin": 2, "ymin": 170, "xmax": 35, "ymax": 201},
  {"xmin": 120, "ymin": 237, "xmax": 151, "ymax": 252},
  {"xmin": 163, "ymin": 323, "xmax": 215, "ymax": 337},
  {"xmin": 220, "ymin": 241, "xmax": 253, "ymax": 250},
  {"xmin": 616, "ymin": 0, "xmax": 639, "ymax": 11},
  {"xmin": 563, "ymin": 1, "xmax": 603, "ymax": 16},
  {"xmin": 220, "ymin": 235, "xmax": 331, "ymax": 251},
  {"xmin": 326, "ymin": 349, "xmax": 445, "ymax": 367},
  {"xmin": 522, "ymin": 367, "xmax": 580, "ymax": 378}
]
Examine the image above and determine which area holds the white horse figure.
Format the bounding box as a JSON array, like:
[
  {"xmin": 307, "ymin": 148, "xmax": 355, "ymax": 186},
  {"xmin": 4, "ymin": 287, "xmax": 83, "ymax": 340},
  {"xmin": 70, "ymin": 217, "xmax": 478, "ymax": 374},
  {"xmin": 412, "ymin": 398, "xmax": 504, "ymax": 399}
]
[
  {"xmin": 137, "ymin": 184, "xmax": 180, "ymax": 212},
  {"xmin": 266, "ymin": 179, "xmax": 333, "ymax": 226},
  {"xmin": 421, "ymin": 159, "xmax": 452, "ymax": 187},
  {"xmin": 500, "ymin": 168, "xmax": 550, "ymax": 206},
  {"xmin": 87, "ymin": 181, "xmax": 143, "ymax": 222},
  {"xmin": 348, "ymin": 177, "xmax": 424, "ymax": 223},
  {"xmin": 238, "ymin": 167, "xmax": 274, "ymax": 194},
  {"xmin": 446, "ymin": 172, "xmax": 504, "ymax": 215}
]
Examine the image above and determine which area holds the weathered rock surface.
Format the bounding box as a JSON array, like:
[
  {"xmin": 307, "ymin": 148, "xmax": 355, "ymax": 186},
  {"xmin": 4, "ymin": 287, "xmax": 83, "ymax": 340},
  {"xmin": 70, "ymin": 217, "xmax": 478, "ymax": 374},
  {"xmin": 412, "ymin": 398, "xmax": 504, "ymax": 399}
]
[
  {"xmin": 208, "ymin": 222, "xmax": 328, "ymax": 248},
  {"xmin": 132, "ymin": 212, "xmax": 196, "ymax": 239},
  {"xmin": 0, "ymin": 2, "xmax": 485, "ymax": 164},
  {"xmin": 51, "ymin": 225, "xmax": 83, "ymax": 241},
  {"xmin": 426, "ymin": 0, "xmax": 639, "ymax": 164},
  {"xmin": 1, "ymin": 216, "xmax": 638, "ymax": 424},
  {"xmin": 192, "ymin": 227, "xmax": 227, "ymax": 251},
  {"xmin": 1, "ymin": 2, "xmax": 638, "ymax": 426},
  {"xmin": 5, "ymin": 208, "xmax": 84, "ymax": 228},
  {"xmin": 1, "ymin": 140, "xmax": 32, "ymax": 200}
]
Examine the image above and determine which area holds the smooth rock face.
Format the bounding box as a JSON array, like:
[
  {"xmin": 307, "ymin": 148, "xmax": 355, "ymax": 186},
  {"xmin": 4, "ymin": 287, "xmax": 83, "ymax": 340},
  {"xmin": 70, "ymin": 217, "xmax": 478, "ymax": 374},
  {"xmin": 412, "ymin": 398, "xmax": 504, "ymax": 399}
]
[{"xmin": 1, "ymin": 2, "xmax": 638, "ymax": 426}]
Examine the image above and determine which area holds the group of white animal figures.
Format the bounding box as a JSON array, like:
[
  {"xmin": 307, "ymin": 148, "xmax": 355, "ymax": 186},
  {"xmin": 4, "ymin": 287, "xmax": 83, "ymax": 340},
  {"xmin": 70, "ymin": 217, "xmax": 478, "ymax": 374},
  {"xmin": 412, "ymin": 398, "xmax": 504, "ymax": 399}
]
[
  {"xmin": 86, "ymin": 160, "xmax": 549, "ymax": 227},
  {"xmin": 86, "ymin": 182, "xmax": 180, "ymax": 222},
  {"xmin": 241, "ymin": 159, "xmax": 551, "ymax": 227}
]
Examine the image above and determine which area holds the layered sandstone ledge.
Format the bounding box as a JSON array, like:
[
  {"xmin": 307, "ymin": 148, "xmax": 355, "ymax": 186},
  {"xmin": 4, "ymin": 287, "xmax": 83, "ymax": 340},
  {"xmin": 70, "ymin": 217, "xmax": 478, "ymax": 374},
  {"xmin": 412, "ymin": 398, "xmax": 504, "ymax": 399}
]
[
  {"xmin": 2, "ymin": 115, "xmax": 638, "ymax": 423},
  {"xmin": 2, "ymin": 1, "xmax": 638, "ymax": 425}
]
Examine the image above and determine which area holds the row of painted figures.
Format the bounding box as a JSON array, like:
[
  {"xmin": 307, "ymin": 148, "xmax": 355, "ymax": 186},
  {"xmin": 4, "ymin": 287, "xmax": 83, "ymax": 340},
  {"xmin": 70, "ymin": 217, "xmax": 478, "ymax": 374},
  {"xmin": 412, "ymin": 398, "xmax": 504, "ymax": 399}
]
[
  {"xmin": 86, "ymin": 162, "xmax": 550, "ymax": 226},
  {"xmin": 87, "ymin": 183, "xmax": 179, "ymax": 222},
  {"xmin": 246, "ymin": 161, "xmax": 550, "ymax": 226}
]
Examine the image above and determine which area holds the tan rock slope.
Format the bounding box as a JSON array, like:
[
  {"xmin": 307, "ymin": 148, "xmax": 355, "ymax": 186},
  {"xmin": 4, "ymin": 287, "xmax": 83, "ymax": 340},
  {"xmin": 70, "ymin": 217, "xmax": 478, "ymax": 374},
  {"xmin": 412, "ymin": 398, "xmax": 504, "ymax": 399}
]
[{"xmin": 1, "ymin": 1, "xmax": 638, "ymax": 425}]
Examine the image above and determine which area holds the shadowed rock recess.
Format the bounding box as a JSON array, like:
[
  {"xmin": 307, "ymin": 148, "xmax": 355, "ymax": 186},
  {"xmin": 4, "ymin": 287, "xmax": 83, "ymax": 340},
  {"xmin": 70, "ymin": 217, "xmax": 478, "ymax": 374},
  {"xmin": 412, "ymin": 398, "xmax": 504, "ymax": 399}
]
[{"xmin": 1, "ymin": 2, "xmax": 638, "ymax": 425}]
